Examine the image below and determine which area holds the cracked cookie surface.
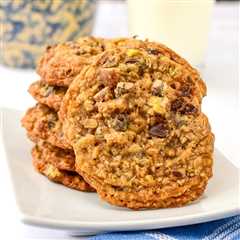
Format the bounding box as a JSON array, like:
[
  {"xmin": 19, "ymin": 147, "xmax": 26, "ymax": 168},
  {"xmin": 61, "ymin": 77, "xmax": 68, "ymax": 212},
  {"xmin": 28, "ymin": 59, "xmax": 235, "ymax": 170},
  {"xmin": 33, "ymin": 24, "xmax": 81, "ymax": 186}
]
[{"xmin": 61, "ymin": 43, "xmax": 214, "ymax": 209}]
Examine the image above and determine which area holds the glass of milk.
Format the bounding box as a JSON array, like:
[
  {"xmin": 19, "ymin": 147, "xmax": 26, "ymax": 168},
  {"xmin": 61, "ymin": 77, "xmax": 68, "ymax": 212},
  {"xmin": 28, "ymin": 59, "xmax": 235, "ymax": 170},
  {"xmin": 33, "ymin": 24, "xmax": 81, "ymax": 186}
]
[{"xmin": 127, "ymin": 0, "xmax": 214, "ymax": 66}]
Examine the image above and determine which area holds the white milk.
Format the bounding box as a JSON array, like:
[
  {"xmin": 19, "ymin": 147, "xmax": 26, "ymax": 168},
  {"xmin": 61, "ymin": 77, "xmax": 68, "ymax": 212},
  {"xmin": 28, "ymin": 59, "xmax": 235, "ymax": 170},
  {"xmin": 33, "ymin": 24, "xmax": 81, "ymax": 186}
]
[{"xmin": 127, "ymin": 0, "xmax": 214, "ymax": 66}]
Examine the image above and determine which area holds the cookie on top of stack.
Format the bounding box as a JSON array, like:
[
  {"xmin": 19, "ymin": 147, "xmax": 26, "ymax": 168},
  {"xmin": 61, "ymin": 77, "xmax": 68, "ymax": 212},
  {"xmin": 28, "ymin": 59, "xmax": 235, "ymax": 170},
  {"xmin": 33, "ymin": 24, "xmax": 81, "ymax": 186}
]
[{"xmin": 22, "ymin": 37, "xmax": 214, "ymax": 210}]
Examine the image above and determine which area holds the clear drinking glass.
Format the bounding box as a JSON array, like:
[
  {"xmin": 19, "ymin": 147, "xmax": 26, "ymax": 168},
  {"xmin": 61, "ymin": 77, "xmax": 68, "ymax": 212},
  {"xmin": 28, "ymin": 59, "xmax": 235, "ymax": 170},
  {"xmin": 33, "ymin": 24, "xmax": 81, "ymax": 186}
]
[{"xmin": 127, "ymin": 0, "xmax": 214, "ymax": 66}]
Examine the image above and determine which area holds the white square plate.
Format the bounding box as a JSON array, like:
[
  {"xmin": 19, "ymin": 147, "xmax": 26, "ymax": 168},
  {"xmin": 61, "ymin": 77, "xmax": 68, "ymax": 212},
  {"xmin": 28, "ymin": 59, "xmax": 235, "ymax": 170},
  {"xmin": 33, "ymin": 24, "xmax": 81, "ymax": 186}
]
[{"xmin": 1, "ymin": 108, "xmax": 239, "ymax": 236}]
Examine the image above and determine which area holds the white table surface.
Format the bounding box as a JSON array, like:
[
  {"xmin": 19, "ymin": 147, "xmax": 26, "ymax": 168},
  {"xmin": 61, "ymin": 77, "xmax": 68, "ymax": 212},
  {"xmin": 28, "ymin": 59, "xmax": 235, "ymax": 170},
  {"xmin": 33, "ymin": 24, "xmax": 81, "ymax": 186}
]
[{"xmin": 0, "ymin": 1, "xmax": 239, "ymax": 239}]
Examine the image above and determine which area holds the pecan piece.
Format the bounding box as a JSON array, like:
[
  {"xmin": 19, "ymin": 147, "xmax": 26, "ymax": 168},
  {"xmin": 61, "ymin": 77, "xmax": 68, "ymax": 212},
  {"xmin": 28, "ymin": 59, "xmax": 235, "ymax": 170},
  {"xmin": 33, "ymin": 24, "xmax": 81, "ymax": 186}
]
[
  {"xmin": 93, "ymin": 87, "xmax": 111, "ymax": 102},
  {"xmin": 43, "ymin": 86, "xmax": 54, "ymax": 97},
  {"xmin": 98, "ymin": 68, "xmax": 119, "ymax": 88},
  {"xmin": 151, "ymin": 80, "xmax": 164, "ymax": 96},
  {"xmin": 112, "ymin": 114, "xmax": 128, "ymax": 131},
  {"xmin": 114, "ymin": 82, "xmax": 134, "ymax": 97}
]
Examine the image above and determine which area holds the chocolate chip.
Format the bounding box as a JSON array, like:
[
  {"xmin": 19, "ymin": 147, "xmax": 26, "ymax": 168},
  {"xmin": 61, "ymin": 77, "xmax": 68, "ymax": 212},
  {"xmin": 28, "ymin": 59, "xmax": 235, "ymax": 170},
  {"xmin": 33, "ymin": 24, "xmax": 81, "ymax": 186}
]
[
  {"xmin": 172, "ymin": 171, "xmax": 183, "ymax": 178},
  {"xmin": 149, "ymin": 123, "xmax": 168, "ymax": 138},
  {"xmin": 180, "ymin": 83, "xmax": 192, "ymax": 97},
  {"xmin": 180, "ymin": 104, "xmax": 197, "ymax": 115},
  {"xmin": 147, "ymin": 48, "xmax": 160, "ymax": 55},
  {"xmin": 170, "ymin": 98, "xmax": 184, "ymax": 112},
  {"xmin": 46, "ymin": 45, "xmax": 52, "ymax": 51},
  {"xmin": 171, "ymin": 98, "xmax": 197, "ymax": 115},
  {"xmin": 75, "ymin": 50, "xmax": 82, "ymax": 56},
  {"xmin": 155, "ymin": 114, "xmax": 166, "ymax": 124},
  {"xmin": 47, "ymin": 121, "xmax": 55, "ymax": 129},
  {"xmin": 138, "ymin": 65, "xmax": 145, "ymax": 76},
  {"xmin": 167, "ymin": 137, "xmax": 181, "ymax": 148},
  {"xmin": 170, "ymin": 83, "xmax": 177, "ymax": 89},
  {"xmin": 100, "ymin": 44, "xmax": 105, "ymax": 51},
  {"xmin": 66, "ymin": 69, "xmax": 72, "ymax": 75},
  {"xmin": 125, "ymin": 58, "xmax": 139, "ymax": 64}
]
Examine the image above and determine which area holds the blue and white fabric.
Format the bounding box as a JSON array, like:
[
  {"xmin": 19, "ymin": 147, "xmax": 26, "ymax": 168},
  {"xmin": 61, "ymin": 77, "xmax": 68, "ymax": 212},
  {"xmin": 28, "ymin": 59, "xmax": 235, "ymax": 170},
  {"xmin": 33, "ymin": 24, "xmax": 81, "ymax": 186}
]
[{"xmin": 90, "ymin": 215, "xmax": 240, "ymax": 240}]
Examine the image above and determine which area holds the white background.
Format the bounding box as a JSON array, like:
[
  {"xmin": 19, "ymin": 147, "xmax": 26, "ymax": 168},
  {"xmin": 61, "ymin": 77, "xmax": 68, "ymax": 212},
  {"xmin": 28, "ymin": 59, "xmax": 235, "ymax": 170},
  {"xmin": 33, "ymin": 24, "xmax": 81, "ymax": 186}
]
[{"xmin": 0, "ymin": 1, "xmax": 239, "ymax": 239}]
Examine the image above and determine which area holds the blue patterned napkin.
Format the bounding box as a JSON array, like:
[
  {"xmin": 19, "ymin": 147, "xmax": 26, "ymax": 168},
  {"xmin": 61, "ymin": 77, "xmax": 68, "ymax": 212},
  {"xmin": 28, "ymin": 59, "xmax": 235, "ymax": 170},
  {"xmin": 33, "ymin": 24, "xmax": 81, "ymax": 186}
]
[{"xmin": 90, "ymin": 215, "xmax": 240, "ymax": 240}]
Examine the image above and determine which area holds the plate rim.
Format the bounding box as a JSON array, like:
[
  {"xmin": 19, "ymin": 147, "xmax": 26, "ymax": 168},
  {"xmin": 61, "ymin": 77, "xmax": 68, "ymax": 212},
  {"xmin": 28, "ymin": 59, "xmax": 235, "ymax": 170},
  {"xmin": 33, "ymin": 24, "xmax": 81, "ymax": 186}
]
[{"xmin": 20, "ymin": 207, "xmax": 240, "ymax": 231}]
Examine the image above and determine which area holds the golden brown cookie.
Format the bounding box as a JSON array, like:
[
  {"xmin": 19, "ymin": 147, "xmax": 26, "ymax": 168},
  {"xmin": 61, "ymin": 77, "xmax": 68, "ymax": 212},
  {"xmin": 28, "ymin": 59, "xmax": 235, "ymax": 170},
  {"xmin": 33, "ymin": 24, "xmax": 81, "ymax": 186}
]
[
  {"xmin": 32, "ymin": 145, "xmax": 95, "ymax": 192},
  {"xmin": 37, "ymin": 37, "xmax": 106, "ymax": 86},
  {"xmin": 60, "ymin": 43, "xmax": 214, "ymax": 209},
  {"xmin": 21, "ymin": 104, "xmax": 71, "ymax": 149},
  {"xmin": 32, "ymin": 141, "xmax": 75, "ymax": 172},
  {"xmin": 28, "ymin": 81, "xmax": 67, "ymax": 111},
  {"xmin": 37, "ymin": 37, "xmax": 204, "ymax": 89},
  {"xmin": 58, "ymin": 37, "xmax": 205, "ymax": 121}
]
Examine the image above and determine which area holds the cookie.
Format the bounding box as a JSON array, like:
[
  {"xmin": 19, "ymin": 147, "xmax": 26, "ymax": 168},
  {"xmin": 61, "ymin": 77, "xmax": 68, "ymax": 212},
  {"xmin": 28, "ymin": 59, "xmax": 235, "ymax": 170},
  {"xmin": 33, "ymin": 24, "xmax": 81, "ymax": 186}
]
[
  {"xmin": 60, "ymin": 44, "xmax": 214, "ymax": 209},
  {"xmin": 32, "ymin": 145, "xmax": 95, "ymax": 192},
  {"xmin": 37, "ymin": 37, "xmax": 106, "ymax": 86},
  {"xmin": 32, "ymin": 141, "xmax": 75, "ymax": 172},
  {"xmin": 105, "ymin": 38, "xmax": 203, "ymax": 81},
  {"xmin": 58, "ymin": 38, "xmax": 205, "ymax": 120},
  {"xmin": 28, "ymin": 81, "xmax": 67, "ymax": 111},
  {"xmin": 37, "ymin": 37, "xmax": 203, "ymax": 89},
  {"xmin": 21, "ymin": 103, "xmax": 71, "ymax": 149}
]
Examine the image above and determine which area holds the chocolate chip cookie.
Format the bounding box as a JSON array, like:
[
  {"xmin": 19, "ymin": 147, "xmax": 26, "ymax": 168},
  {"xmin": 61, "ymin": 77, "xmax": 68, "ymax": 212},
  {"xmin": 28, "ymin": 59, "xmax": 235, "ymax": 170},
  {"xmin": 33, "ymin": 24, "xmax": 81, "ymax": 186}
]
[
  {"xmin": 21, "ymin": 103, "xmax": 71, "ymax": 149},
  {"xmin": 37, "ymin": 37, "xmax": 107, "ymax": 86},
  {"xmin": 28, "ymin": 81, "xmax": 67, "ymax": 111},
  {"xmin": 61, "ymin": 44, "xmax": 214, "ymax": 209},
  {"xmin": 32, "ymin": 141, "xmax": 75, "ymax": 172},
  {"xmin": 32, "ymin": 145, "xmax": 95, "ymax": 192},
  {"xmin": 37, "ymin": 37, "xmax": 203, "ymax": 89}
]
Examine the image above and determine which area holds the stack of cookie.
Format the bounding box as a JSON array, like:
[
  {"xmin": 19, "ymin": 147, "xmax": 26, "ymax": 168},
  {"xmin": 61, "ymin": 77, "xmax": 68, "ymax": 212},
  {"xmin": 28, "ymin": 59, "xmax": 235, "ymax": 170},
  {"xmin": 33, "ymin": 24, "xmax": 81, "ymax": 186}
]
[
  {"xmin": 21, "ymin": 37, "xmax": 108, "ymax": 192},
  {"xmin": 22, "ymin": 37, "xmax": 214, "ymax": 209}
]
